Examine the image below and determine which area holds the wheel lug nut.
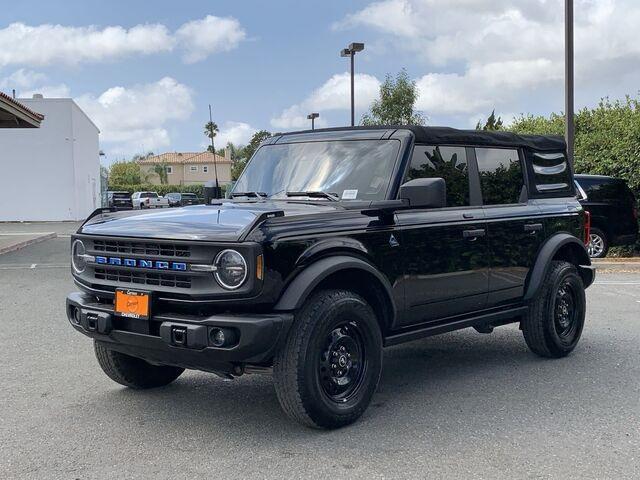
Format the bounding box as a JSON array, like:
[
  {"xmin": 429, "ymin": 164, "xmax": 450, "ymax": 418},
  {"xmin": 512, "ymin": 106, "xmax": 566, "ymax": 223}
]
[
  {"xmin": 340, "ymin": 346, "xmax": 345, "ymax": 352},
  {"xmin": 331, "ymin": 364, "xmax": 336, "ymax": 369}
]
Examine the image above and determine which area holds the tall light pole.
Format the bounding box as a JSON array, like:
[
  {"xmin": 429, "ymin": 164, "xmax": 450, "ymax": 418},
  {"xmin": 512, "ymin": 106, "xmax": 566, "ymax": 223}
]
[
  {"xmin": 307, "ymin": 112, "xmax": 319, "ymax": 130},
  {"xmin": 565, "ymin": 0, "xmax": 575, "ymax": 165},
  {"xmin": 340, "ymin": 42, "xmax": 365, "ymax": 126},
  {"xmin": 208, "ymin": 104, "xmax": 221, "ymax": 198}
]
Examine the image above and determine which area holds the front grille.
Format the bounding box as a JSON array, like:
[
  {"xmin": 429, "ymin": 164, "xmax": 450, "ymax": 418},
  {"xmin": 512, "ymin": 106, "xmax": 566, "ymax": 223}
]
[
  {"xmin": 92, "ymin": 239, "xmax": 191, "ymax": 258},
  {"xmin": 94, "ymin": 268, "xmax": 192, "ymax": 289}
]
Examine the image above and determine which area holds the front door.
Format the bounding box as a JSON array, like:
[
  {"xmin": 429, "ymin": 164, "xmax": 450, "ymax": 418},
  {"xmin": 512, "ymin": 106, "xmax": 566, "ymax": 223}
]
[{"xmin": 396, "ymin": 145, "xmax": 489, "ymax": 326}]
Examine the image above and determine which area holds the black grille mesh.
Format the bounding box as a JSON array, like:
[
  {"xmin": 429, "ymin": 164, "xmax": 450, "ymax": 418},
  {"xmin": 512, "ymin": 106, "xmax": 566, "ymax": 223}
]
[
  {"xmin": 94, "ymin": 268, "xmax": 192, "ymax": 289},
  {"xmin": 92, "ymin": 240, "xmax": 190, "ymax": 258}
]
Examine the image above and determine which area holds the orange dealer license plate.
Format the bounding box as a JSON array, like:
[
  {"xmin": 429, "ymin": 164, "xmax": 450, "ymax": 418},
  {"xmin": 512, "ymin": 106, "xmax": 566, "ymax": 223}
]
[{"xmin": 114, "ymin": 289, "xmax": 151, "ymax": 320}]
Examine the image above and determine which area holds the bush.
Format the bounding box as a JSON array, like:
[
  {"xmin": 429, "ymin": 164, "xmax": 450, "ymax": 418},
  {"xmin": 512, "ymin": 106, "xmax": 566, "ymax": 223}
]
[
  {"xmin": 509, "ymin": 96, "xmax": 640, "ymax": 257},
  {"xmin": 107, "ymin": 184, "xmax": 227, "ymax": 197}
]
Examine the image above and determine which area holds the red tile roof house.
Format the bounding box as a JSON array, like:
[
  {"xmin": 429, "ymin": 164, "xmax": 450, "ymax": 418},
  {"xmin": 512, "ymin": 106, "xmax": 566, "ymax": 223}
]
[
  {"xmin": 0, "ymin": 91, "xmax": 44, "ymax": 128},
  {"xmin": 137, "ymin": 150, "xmax": 234, "ymax": 186}
]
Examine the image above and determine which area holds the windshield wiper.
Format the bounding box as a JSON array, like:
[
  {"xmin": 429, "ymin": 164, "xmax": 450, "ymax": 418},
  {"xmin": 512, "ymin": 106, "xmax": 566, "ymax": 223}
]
[
  {"xmin": 230, "ymin": 191, "xmax": 267, "ymax": 199},
  {"xmin": 286, "ymin": 191, "xmax": 340, "ymax": 202}
]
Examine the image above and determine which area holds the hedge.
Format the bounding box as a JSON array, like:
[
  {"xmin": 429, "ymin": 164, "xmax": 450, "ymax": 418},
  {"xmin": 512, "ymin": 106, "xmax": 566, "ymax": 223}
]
[{"xmin": 107, "ymin": 184, "xmax": 227, "ymax": 197}]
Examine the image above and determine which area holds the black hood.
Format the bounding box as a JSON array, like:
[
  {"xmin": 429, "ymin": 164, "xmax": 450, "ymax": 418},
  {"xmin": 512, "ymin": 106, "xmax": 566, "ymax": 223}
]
[{"xmin": 80, "ymin": 201, "xmax": 339, "ymax": 242}]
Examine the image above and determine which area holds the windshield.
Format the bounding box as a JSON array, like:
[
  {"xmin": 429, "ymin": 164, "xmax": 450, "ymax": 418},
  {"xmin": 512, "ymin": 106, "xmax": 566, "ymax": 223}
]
[
  {"xmin": 140, "ymin": 192, "xmax": 158, "ymax": 198},
  {"xmin": 233, "ymin": 140, "xmax": 400, "ymax": 201},
  {"xmin": 182, "ymin": 193, "xmax": 197, "ymax": 199}
]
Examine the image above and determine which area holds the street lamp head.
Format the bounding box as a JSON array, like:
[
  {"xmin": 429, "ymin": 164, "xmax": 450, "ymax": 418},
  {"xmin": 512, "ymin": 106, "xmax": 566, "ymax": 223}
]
[
  {"xmin": 340, "ymin": 48, "xmax": 351, "ymax": 57},
  {"xmin": 307, "ymin": 113, "xmax": 319, "ymax": 120},
  {"xmin": 349, "ymin": 42, "xmax": 365, "ymax": 53}
]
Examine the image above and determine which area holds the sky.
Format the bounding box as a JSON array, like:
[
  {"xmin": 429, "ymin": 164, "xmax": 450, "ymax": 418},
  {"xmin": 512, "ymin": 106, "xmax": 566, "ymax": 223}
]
[{"xmin": 1, "ymin": 0, "xmax": 639, "ymax": 164}]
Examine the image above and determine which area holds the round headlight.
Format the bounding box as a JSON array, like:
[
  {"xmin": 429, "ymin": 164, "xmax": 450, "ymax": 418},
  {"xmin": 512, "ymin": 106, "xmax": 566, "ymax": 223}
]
[
  {"xmin": 71, "ymin": 239, "xmax": 87, "ymax": 274},
  {"xmin": 214, "ymin": 249, "xmax": 247, "ymax": 290}
]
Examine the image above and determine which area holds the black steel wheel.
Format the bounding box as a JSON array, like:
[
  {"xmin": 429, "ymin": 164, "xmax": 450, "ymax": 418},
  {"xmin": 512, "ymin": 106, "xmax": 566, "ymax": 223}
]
[
  {"xmin": 522, "ymin": 261, "xmax": 586, "ymax": 358},
  {"xmin": 554, "ymin": 280, "xmax": 580, "ymax": 344},
  {"xmin": 274, "ymin": 289, "xmax": 383, "ymax": 429},
  {"xmin": 318, "ymin": 321, "xmax": 368, "ymax": 403}
]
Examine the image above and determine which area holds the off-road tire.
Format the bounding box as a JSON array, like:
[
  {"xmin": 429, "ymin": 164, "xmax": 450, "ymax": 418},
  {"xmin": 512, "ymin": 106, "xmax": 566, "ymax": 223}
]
[
  {"xmin": 94, "ymin": 341, "xmax": 184, "ymax": 389},
  {"xmin": 522, "ymin": 261, "xmax": 586, "ymax": 358},
  {"xmin": 273, "ymin": 289, "xmax": 383, "ymax": 429}
]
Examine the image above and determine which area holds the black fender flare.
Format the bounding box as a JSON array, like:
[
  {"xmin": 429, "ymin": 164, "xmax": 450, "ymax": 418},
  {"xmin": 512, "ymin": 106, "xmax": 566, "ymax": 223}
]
[
  {"xmin": 524, "ymin": 233, "xmax": 594, "ymax": 301},
  {"xmin": 274, "ymin": 255, "xmax": 397, "ymax": 319}
]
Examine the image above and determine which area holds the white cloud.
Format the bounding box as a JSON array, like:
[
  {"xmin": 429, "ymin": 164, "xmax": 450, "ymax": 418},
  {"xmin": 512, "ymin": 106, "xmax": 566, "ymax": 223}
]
[
  {"xmin": 215, "ymin": 121, "xmax": 258, "ymax": 147},
  {"xmin": 76, "ymin": 77, "xmax": 194, "ymax": 155},
  {"xmin": 0, "ymin": 68, "xmax": 70, "ymax": 99},
  {"xmin": 337, "ymin": 0, "xmax": 640, "ymax": 117},
  {"xmin": 0, "ymin": 68, "xmax": 47, "ymax": 90},
  {"xmin": 20, "ymin": 84, "xmax": 71, "ymax": 99},
  {"xmin": 176, "ymin": 15, "xmax": 247, "ymax": 64},
  {"xmin": 271, "ymin": 72, "xmax": 381, "ymax": 129},
  {"xmin": 0, "ymin": 16, "xmax": 246, "ymax": 67}
]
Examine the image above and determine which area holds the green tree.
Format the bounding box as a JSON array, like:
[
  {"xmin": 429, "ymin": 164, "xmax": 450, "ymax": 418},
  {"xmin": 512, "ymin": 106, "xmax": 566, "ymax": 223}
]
[
  {"xmin": 108, "ymin": 161, "xmax": 144, "ymax": 185},
  {"xmin": 508, "ymin": 96, "xmax": 640, "ymax": 194},
  {"xmin": 152, "ymin": 162, "xmax": 169, "ymax": 185},
  {"xmin": 361, "ymin": 69, "xmax": 425, "ymax": 126},
  {"xmin": 232, "ymin": 130, "xmax": 272, "ymax": 180},
  {"xmin": 204, "ymin": 121, "xmax": 219, "ymax": 153},
  {"xmin": 476, "ymin": 110, "xmax": 504, "ymax": 131}
]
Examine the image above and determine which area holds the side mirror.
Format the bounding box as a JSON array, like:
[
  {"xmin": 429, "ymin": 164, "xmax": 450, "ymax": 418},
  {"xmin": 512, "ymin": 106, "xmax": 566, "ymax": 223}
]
[{"xmin": 399, "ymin": 178, "xmax": 447, "ymax": 209}]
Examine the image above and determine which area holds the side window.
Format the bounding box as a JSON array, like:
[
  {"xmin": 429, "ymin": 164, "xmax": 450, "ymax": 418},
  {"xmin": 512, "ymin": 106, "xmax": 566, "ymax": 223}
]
[
  {"xmin": 531, "ymin": 152, "xmax": 571, "ymax": 193},
  {"xmin": 476, "ymin": 148, "xmax": 524, "ymax": 205},
  {"xmin": 406, "ymin": 145, "xmax": 469, "ymax": 207}
]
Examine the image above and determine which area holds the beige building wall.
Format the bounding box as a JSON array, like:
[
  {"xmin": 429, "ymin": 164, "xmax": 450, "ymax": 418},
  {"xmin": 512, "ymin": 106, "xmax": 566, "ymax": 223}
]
[
  {"xmin": 141, "ymin": 162, "xmax": 232, "ymax": 186},
  {"xmin": 182, "ymin": 163, "xmax": 232, "ymax": 185}
]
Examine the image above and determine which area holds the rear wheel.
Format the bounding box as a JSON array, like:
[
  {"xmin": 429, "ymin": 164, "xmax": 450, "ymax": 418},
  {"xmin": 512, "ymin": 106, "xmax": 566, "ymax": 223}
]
[
  {"xmin": 522, "ymin": 261, "xmax": 586, "ymax": 358},
  {"xmin": 587, "ymin": 228, "xmax": 608, "ymax": 258},
  {"xmin": 94, "ymin": 341, "xmax": 184, "ymax": 389},
  {"xmin": 273, "ymin": 289, "xmax": 383, "ymax": 429}
]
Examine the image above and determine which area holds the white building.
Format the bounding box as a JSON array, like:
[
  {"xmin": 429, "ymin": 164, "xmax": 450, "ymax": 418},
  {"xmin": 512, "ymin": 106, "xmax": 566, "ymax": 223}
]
[{"xmin": 0, "ymin": 95, "xmax": 100, "ymax": 221}]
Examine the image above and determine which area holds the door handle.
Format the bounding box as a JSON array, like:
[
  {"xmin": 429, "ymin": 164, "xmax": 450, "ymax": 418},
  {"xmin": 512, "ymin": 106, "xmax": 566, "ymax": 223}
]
[
  {"xmin": 463, "ymin": 229, "xmax": 486, "ymax": 239},
  {"xmin": 524, "ymin": 223, "xmax": 543, "ymax": 233}
]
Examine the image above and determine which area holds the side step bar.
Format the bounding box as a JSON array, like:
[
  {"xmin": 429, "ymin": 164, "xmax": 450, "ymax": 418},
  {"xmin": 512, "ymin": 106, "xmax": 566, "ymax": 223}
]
[{"xmin": 384, "ymin": 306, "xmax": 528, "ymax": 347}]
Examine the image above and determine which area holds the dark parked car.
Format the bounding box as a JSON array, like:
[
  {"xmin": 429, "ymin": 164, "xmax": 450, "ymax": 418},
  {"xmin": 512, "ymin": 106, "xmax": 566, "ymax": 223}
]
[
  {"xmin": 166, "ymin": 192, "xmax": 201, "ymax": 207},
  {"xmin": 67, "ymin": 127, "xmax": 594, "ymax": 429},
  {"xmin": 106, "ymin": 191, "xmax": 133, "ymax": 210},
  {"xmin": 575, "ymin": 174, "xmax": 638, "ymax": 258}
]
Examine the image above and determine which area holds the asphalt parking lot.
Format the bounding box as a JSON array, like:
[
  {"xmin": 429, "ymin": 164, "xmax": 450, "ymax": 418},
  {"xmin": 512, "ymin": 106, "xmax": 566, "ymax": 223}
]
[{"xmin": 1, "ymin": 238, "xmax": 639, "ymax": 479}]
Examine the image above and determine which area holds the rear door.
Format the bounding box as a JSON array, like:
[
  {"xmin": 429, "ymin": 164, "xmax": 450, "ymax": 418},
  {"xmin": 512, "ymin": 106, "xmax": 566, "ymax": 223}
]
[
  {"xmin": 475, "ymin": 147, "xmax": 545, "ymax": 306},
  {"xmin": 396, "ymin": 145, "xmax": 489, "ymax": 326}
]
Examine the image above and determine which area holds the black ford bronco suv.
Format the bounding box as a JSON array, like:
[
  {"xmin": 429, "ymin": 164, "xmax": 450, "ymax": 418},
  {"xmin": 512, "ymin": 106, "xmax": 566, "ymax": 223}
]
[{"xmin": 67, "ymin": 126, "xmax": 595, "ymax": 429}]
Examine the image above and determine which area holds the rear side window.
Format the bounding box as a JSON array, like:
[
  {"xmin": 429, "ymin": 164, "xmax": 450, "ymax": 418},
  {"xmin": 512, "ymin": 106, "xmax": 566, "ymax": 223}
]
[
  {"xmin": 406, "ymin": 145, "xmax": 469, "ymax": 207},
  {"xmin": 531, "ymin": 152, "xmax": 571, "ymax": 193},
  {"xmin": 580, "ymin": 178, "xmax": 635, "ymax": 204},
  {"xmin": 475, "ymin": 148, "xmax": 524, "ymax": 205}
]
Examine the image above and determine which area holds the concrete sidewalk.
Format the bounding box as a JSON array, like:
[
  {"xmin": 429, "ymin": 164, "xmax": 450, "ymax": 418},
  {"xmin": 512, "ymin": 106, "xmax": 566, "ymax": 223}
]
[
  {"xmin": 0, "ymin": 221, "xmax": 81, "ymax": 236},
  {"xmin": 592, "ymin": 258, "xmax": 640, "ymax": 272},
  {"xmin": 0, "ymin": 232, "xmax": 57, "ymax": 255}
]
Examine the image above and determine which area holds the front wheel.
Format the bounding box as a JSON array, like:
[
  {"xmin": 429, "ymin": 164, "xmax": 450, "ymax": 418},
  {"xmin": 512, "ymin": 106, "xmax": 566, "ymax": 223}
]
[
  {"xmin": 273, "ymin": 289, "xmax": 383, "ymax": 429},
  {"xmin": 94, "ymin": 341, "xmax": 184, "ymax": 389},
  {"xmin": 522, "ymin": 261, "xmax": 586, "ymax": 358}
]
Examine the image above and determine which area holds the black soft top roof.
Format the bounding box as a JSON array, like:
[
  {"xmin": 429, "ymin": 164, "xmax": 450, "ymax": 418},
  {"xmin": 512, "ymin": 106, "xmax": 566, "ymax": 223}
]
[{"xmin": 281, "ymin": 126, "xmax": 566, "ymax": 153}]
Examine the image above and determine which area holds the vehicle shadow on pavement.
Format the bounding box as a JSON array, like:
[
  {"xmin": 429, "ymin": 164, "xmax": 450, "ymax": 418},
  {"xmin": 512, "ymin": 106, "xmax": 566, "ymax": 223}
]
[{"xmin": 84, "ymin": 324, "xmax": 604, "ymax": 442}]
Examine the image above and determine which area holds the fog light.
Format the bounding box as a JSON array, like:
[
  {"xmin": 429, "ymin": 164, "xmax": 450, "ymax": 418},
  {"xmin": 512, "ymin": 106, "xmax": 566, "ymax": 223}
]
[
  {"xmin": 210, "ymin": 328, "xmax": 226, "ymax": 347},
  {"xmin": 71, "ymin": 307, "xmax": 80, "ymax": 325}
]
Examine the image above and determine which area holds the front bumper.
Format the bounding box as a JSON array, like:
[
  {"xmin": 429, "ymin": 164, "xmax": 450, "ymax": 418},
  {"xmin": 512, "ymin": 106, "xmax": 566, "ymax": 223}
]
[{"xmin": 66, "ymin": 292, "xmax": 292, "ymax": 375}]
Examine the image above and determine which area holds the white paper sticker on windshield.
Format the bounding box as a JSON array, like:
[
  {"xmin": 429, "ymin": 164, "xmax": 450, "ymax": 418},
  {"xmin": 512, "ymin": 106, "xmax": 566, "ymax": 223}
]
[{"xmin": 342, "ymin": 189, "xmax": 358, "ymax": 200}]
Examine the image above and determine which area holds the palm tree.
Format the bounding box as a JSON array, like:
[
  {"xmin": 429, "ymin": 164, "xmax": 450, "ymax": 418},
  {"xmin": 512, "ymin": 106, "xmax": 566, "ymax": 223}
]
[{"xmin": 204, "ymin": 121, "xmax": 219, "ymax": 154}]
